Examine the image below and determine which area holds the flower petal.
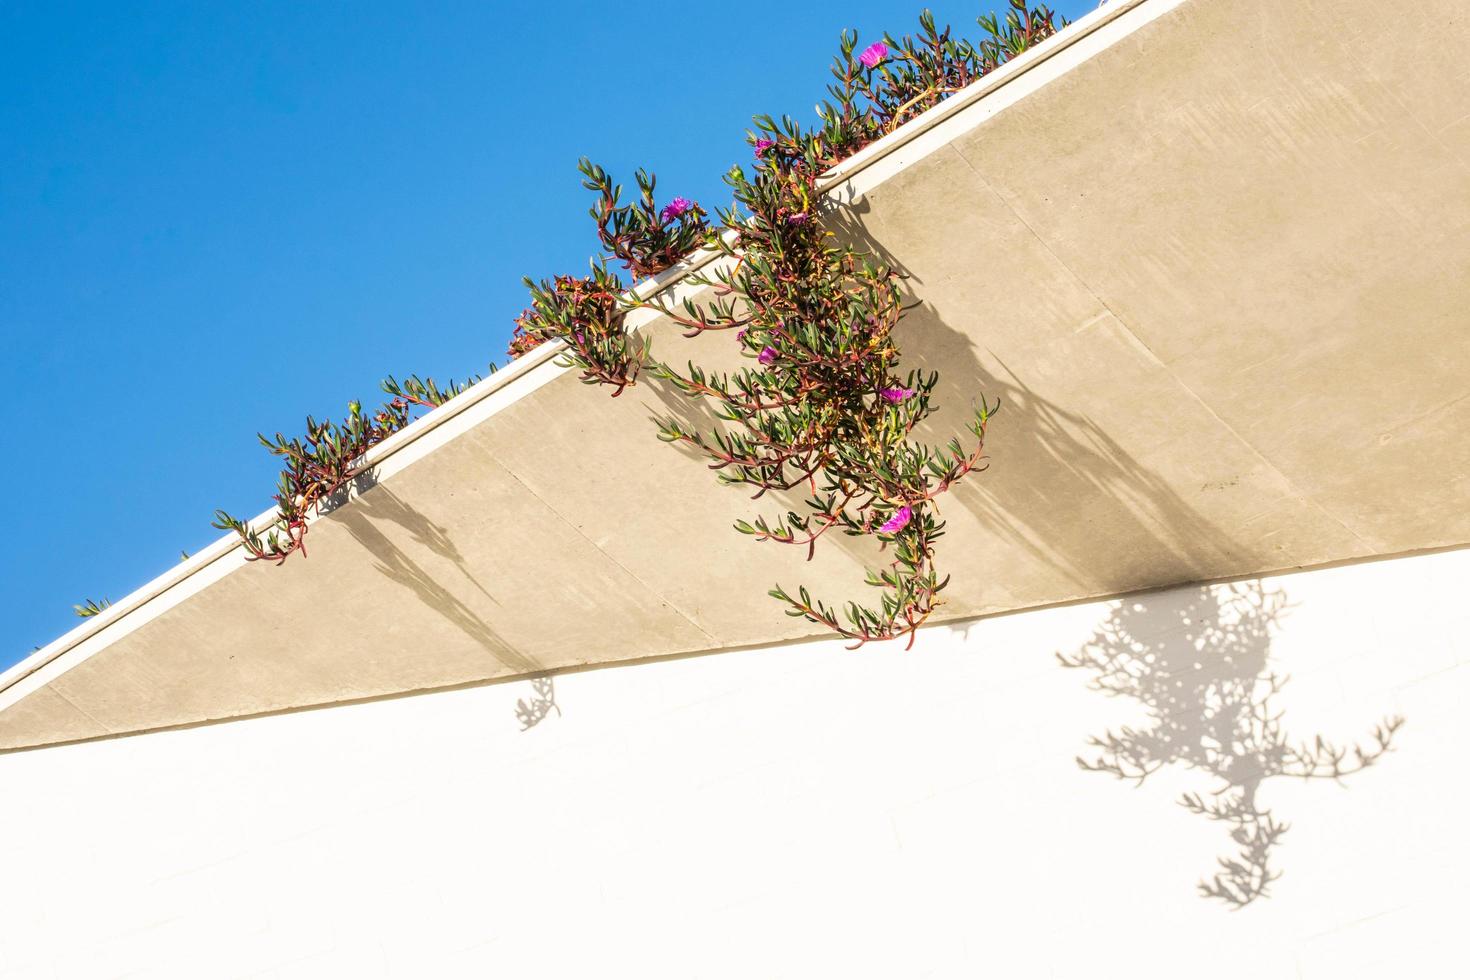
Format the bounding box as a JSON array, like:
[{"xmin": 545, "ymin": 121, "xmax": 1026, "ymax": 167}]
[
  {"xmin": 878, "ymin": 505, "xmax": 912, "ymax": 534},
  {"xmin": 858, "ymin": 42, "xmax": 889, "ymax": 68}
]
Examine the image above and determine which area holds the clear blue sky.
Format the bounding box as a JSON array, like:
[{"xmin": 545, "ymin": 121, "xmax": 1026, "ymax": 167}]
[{"xmin": 0, "ymin": 0, "xmax": 1090, "ymax": 666}]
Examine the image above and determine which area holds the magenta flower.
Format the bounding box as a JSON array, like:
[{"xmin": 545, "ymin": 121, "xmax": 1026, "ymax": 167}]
[
  {"xmin": 660, "ymin": 197, "xmax": 694, "ymax": 223},
  {"xmin": 878, "ymin": 505, "xmax": 912, "ymax": 534},
  {"xmin": 880, "ymin": 386, "xmax": 914, "ymax": 403},
  {"xmin": 858, "ymin": 42, "xmax": 889, "ymax": 68},
  {"xmin": 753, "ymin": 137, "xmax": 775, "ymax": 156},
  {"xmin": 758, "ymin": 346, "xmax": 777, "ymax": 365},
  {"xmin": 786, "ymin": 211, "xmax": 809, "ymax": 226},
  {"xmin": 736, "ymin": 329, "xmax": 748, "ymax": 342}
]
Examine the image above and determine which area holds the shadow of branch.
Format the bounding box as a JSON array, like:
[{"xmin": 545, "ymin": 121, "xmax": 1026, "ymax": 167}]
[
  {"xmin": 1058, "ymin": 582, "xmax": 1404, "ymax": 908},
  {"xmin": 334, "ymin": 484, "xmax": 561, "ymax": 732}
]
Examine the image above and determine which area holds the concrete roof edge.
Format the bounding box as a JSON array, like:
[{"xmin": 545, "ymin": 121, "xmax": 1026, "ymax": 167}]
[
  {"xmin": 0, "ymin": 0, "xmax": 1175, "ymax": 708},
  {"xmin": 5, "ymin": 541, "xmax": 1462, "ymax": 756}
]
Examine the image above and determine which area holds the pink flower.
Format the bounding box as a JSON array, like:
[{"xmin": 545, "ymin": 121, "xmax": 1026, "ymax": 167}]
[
  {"xmin": 660, "ymin": 197, "xmax": 694, "ymax": 223},
  {"xmin": 880, "ymin": 386, "xmax": 914, "ymax": 403},
  {"xmin": 736, "ymin": 329, "xmax": 748, "ymax": 342},
  {"xmin": 753, "ymin": 137, "xmax": 775, "ymax": 156},
  {"xmin": 786, "ymin": 211, "xmax": 809, "ymax": 226},
  {"xmin": 758, "ymin": 346, "xmax": 777, "ymax": 365},
  {"xmin": 878, "ymin": 505, "xmax": 912, "ymax": 534},
  {"xmin": 858, "ymin": 42, "xmax": 888, "ymax": 68}
]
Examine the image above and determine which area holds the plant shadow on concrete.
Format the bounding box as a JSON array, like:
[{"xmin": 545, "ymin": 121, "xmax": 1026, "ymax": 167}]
[
  {"xmin": 823, "ymin": 197, "xmax": 1248, "ymax": 598},
  {"xmin": 1058, "ymin": 582, "xmax": 1403, "ymax": 908},
  {"xmin": 332, "ymin": 477, "xmax": 562, "ymax": 733}
]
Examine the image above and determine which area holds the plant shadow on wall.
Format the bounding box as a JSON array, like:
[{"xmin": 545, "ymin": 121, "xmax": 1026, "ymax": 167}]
[
  {"xmin": 514, "ymin": 677, "xmax": 561, "ymax": 731},
  {"xmin": 819, "ymin": 257, "xmax": 1406, "ymax": 908},
  {"xmin": 1058, "ymin": 582, "xmax": 1403, "ymax": 909}
]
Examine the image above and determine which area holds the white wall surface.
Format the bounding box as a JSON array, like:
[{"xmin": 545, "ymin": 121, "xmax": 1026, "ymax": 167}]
[{"xmin": 1, "ymin": 548, "xmax": 1466, "ymax": 979}]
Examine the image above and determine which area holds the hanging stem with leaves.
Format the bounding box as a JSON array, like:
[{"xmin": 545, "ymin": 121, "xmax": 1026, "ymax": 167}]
[
  {"xmin": 211, "ymin": 372, "xmax": 482, "ymax": 563},
  {"xmin": 531, "ymin": 0, "xmax": 1069, "ymax": 645},
  {"xmin": 641, "ymin": 155, "xmax": 994, "ymax": 648},
  {"xmin": 212, "ymin": 3, "xmax": 1066, "ymax": 649}
]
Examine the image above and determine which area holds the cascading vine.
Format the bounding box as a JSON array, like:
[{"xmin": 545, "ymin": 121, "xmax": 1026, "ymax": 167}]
[
  {"xmin": 645, "ymin": 160, "xmax": 996, "ymax": 647},
  {"xmin": 511, "ymin": 267, "xmax": 645, "ymax": 395},
  {"xmin": 210, "ymin": 2, "xmax": 1065, "ymax": 646},
  {"xmin": 515, "ymin": 2, "xmax": 1061, "ymax": 645},
  {"xmin": 538, "ymin": 153, "xmax": 991, "ymax": 647},
  {"xmin": 211, "ymin": 373, "xmax": 482, "ymax": 563}
]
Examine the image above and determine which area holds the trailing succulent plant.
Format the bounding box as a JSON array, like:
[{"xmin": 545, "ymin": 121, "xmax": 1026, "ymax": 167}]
[
  {"xmin": 976, "ymin": 0, "xmax": 1064, "ymax": 67},
  {"xmin": 578, "ymin": 158, "xmax": 711, "ymax": 279},
  {"xmin": 212, "ymin": 372, "xmax": 483, "ymax": 563},
  {"xmin": 73, "ymin": 597, "xmax": 112, "ymax": 618},
  {"xmin": 646, "ymin": 162, "xmax": 996, "ymax": 647},
  {"xmin": 510, "ymin": 266, "xmax": 645, "ymax": 394},
  {"xmin": 515, "ymin": 4, "xmax": 1064, "ymax": 645},
  {"xmin": 212, "ymin": 3, "xmax": 1066, "ymax": 647},
  {"xmin": 547, "ymin": 159, "xmax": 991, "ymax": 648},
  {"xmin": 749, "ymin": 0, "xmax": 1065, "ymax": 175}
]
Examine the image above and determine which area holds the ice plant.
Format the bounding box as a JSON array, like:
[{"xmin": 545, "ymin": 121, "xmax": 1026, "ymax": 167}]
[
  {"xmin": 73, "ymin": 597, "xmax": 111, "ymax": 618},
  {"xmin": 579, "ymin": 158, "xmax": 709, "ymax": 278},
  {"xmin": 976, "ymin": 0, "xmax": 1063, "ymax": 69},
  {"xmin": 858, "ymin": 41, "xmax": 889, "ymax": 68},
  {"xmin": 750, "ymin": 3, "xmax": 1065, "ymax": 175},
  {"xmin": 504, "ymin": 4, "xmax": 1067, "ymax": 646},
  {"xmin": 213, "ymin": 372, "xmax": 481, "ymax": 563},
  {"xmin": 380, "ymin": 372, "xmax": 488, "ymax": 410},
  {"xmin": 225, "ymin": 4, "xmax": 1067, "ymax": 649},
  {"xmin": 512, "ymin": 264, "xmax": 644, "ymax": 395},
  {"xmin": 659, "ymin": 197, "xmax": 695, "ymax": 223},
  {"xmin": 878, "ymin": 506, "xmax": 913, "ymax": 534},
  {"xmin": 506, "ymin": 322, "xmax": 545, "ymax": 359},
  {"xmin": 629, "ymin": 148, "xmax": 995, "ymax": 648}
]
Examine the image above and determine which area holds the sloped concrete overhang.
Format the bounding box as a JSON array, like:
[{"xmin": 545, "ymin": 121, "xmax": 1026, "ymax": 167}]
[{"xmin": 3, "ymin": 0, "xmax": 1467, "ymax": 750}]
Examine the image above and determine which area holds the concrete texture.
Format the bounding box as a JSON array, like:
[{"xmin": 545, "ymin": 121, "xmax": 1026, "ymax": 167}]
[{"xmin": 1, "ymin": 0, "xmax": 1466, "ymax": 749}]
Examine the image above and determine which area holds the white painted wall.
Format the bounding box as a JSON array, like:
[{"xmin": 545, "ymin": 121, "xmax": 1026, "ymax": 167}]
[{"xmin": 1, "ymin": 549, "xmax": 1466, "ymax": 979}]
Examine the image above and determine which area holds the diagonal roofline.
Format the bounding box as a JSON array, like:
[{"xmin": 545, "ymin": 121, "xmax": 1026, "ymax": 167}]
[{"xmin": 0, "ymin": 0, "xmax": 1183, "ymax": 712}]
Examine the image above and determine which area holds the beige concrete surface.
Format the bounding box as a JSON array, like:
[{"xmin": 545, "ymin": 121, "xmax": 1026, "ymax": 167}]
[{"xmin": 2, "ymin": 0, "xmax": 1466, "ymax": 750}]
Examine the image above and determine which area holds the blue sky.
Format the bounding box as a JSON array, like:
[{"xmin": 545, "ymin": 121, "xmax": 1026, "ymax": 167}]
[{"xmin": 0, "ymin": 0, "xmax": 1090, "ymax": 666}]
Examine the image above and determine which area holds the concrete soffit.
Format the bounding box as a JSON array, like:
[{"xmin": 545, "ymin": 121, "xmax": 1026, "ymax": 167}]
[
  {"xmin": 4, "ymin": 0, "xmax": 1467, "ymax": 749},
  {"xmin": 0, "ymin": 0, "xmax": 1174, "ymax": 710}
]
